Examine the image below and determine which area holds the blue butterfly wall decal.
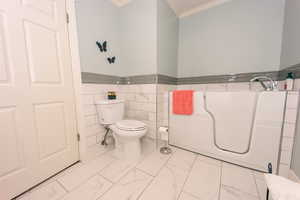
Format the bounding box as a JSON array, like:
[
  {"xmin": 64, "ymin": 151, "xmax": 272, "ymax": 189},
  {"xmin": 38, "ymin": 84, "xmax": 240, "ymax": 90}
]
[
  {"xmin": 96, "ymin": 41, "xmax": 107, "ymax": 52},
  {"xmin": 107, "ymin": 56, "xmax": 116, "ymax": 64}
]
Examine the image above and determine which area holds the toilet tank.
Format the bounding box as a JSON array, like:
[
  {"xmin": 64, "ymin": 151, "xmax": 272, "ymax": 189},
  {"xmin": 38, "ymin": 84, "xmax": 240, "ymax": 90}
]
[{"xmin": 95, "ymin": 100, "xmax": 124, "ymax": 125}]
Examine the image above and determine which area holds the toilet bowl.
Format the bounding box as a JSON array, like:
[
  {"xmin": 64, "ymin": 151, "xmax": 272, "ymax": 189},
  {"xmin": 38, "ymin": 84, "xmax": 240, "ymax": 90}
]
[
  {"xmin": 110, "ymin": 120, "xmax": 147, "ymax": 162},
  {"xmin": 95, "ymin": 100, "xmax": 147, "ymax": 162}
]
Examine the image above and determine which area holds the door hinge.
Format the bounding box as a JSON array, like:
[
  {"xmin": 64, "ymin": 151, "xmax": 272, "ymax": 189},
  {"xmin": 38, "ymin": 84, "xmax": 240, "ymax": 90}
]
[
  {"xmin": 66, "ymin": 13, "xmax": 70, "ymax": 24},
  {"xmin": 77, "ymin": 133, "xmax": 80, "ymax": 141}
]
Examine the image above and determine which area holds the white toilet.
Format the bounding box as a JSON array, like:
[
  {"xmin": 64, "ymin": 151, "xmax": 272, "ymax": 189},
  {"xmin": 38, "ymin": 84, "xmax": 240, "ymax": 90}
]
[{"xmin": 95, "ymin": 100, "xmax": 147, "ymax": 162}]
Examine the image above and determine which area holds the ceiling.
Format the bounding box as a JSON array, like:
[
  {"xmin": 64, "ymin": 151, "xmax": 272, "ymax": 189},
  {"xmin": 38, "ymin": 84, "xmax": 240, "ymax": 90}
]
[
  {"xmin": 110, "ymin": 0, "xmax": 232, "ymax": 18},
  {"xmin": 166, "ymin": 0, "xmax": 232, "ymax": 18},
  {"xmin": 111, "ymin": 0, "xmax": 132, "ymax": 7}
]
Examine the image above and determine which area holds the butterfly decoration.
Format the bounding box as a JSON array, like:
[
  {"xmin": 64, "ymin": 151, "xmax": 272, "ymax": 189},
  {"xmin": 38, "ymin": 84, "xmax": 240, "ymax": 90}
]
[
  {"xmin": 96, "ymin": 40, "xmax": 116, "ymax": 64},
  {"xmin": 96, "ymin": 41, "xmax": 107, "ymax": 52},
  {"xmin": 107, "ymin": 56, "xmax": 116, "ymax": 64}
]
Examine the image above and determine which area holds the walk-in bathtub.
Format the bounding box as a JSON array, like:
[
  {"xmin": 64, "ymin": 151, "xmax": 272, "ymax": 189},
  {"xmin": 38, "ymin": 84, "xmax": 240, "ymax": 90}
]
[{"xmin": 169, "ymin": 91, "xmax": 287, "ymax": 172}]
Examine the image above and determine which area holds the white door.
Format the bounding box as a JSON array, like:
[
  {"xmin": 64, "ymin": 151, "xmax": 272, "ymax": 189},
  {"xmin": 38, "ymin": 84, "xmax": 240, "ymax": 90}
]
[{"xmin": 0, "ymin": 0, "xmax": 79, "ymax": 199}]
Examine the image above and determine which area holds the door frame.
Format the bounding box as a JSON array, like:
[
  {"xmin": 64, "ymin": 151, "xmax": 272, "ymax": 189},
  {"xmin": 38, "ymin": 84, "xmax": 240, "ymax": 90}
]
[{"xmin": 66, "ymin": 0, "xmax": 87, "ymax": 161}]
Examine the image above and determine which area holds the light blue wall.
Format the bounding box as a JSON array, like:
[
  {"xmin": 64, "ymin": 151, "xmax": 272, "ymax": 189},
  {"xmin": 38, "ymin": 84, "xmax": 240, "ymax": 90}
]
[
  {"xmin": 76, "ymin": 0, "xmax": 288, "ymax": 78},
  {"xmin": 280, "ymin": 0, "xmax": 300, "ymax": 70},
  {"xmin": 177, "ymin": 0, "xmax": 285, "ymax": 78},
  {"xmin": 76, "ymin": 0, "xmax": 158, "ymax": 76},
  {"xmin": 75, "ymin": 0, "xmax": 122, "ymax": 76},
  {"xmin": 157, "ymin": 0, "xmax": 179, "ymax": 77},
  {"xmin": 119, "ymin": 0, "xmax": 158, "ymax": 76}
]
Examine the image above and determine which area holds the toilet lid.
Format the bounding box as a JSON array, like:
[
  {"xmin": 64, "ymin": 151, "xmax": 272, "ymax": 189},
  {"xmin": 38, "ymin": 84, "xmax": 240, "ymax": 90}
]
[{"xmin": 116, "ymin": 120, "xmax": 146, "ymax": 131}]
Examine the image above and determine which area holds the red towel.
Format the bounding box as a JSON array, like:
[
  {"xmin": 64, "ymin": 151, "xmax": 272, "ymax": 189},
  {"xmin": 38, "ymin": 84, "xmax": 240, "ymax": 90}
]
[{"xmin": 173, "ymin": 90, "xmax": 194, "ymax": 115}]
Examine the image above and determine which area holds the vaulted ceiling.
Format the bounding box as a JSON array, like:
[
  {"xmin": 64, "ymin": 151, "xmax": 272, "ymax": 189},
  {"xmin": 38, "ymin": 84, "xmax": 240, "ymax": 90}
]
[
  {"xmin": 110, "ymin": 0, "xmax": 232, "ymax": 18},
  {"xmin": 110, "ymin": 0, "xmax": 132, "ymax": 7},
  {"xmin": 166, "ymin": 0, "xmax": 232, "ymax": 17}
]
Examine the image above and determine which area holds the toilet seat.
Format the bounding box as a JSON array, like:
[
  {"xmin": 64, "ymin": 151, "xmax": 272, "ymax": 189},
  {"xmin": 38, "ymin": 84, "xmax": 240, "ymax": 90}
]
[{"xmin": 116, "ymin": 120, "xmax": 146, "ymax": 131}]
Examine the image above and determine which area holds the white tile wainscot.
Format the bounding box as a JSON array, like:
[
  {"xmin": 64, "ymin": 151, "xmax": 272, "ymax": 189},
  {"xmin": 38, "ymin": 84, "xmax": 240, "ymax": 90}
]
[
  {"xmin": 81, "ymin": 83, "xmax": 158, "ymax": 157},
  {"xmin": 119, "ymin": 84, "xmax": 158, "ymax": 139},
  {"xmin": 80, "ymin": 82, "xmax": 299, "ymax": 178},
  {"xmin": 81, "ymin": 84, "xmax": 122, "ymax": 161},
  {"xmin": 157, "ymin": 84, "xmax": 177, "ymax": 139},
  {"xmin": 279, "ymin": 91, "xmax": 299, "ymax": 177}
]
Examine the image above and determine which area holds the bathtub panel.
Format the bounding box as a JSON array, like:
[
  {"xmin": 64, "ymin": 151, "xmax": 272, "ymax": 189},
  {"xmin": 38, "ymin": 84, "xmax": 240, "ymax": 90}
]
[
  {"xmin": 255, "ymin": 92, "xmax": 286, "ymax": 123},
  {"xmin": 248, "ymin": 125, "xmax": 283, "ymax": 170},
  {"xmin": 169, "ymin": 114, "xmax": 214, "ymax": 153},
  {"xmin": 169, "ymin": 91, "xmax": 286, "ymax": 172}
]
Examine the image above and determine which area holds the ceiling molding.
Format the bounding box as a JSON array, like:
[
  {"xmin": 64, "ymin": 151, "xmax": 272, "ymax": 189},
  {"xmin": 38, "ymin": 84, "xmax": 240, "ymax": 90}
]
[
  {"xmin": 179, "ymin": 0, "xmax": 232, "ymax": 18},
  {"xmin": 111, "ymin": 0, "xmax": 132, "ymax": 7}
]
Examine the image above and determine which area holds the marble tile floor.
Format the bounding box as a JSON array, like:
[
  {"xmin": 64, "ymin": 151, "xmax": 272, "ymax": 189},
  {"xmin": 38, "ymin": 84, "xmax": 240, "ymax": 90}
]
[{"xmin": 17, "ymin": 139, "xmax": 269, "ymax": 200}]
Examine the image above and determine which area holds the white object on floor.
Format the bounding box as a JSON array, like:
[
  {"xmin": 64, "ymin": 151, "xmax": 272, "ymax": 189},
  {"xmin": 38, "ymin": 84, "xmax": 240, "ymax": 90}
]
[
  {"xmin": 159, "ymin": 126, "xmax": 169, "ymax": 141},
  {"xmin": 95, "ymin": 100, "xmax": 147, "ymax": 162},
  {"xmin": 264, "ymin": 174, "xmax": 300, "ymax": 200}
]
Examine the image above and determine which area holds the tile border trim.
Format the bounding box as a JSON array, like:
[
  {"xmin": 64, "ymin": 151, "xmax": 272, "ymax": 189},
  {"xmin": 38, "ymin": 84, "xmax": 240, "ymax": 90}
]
[
  {"xmin": 81, "ymin": 72, "xmax": 122, "ymax": 84},
  {"xmin": 81, "ymin": 63, "xmax": 300, "ymax": 85},
  {"xmin": 177, "ymin": 71, "xmax": 279, "ymax": 85},
  {"xmin": 278, "ymin": 63, "xmax": 300, "ymax": 81},
  {"xmin": 157, "ymin": 74, "xmax": 178, "ymax": 85}
]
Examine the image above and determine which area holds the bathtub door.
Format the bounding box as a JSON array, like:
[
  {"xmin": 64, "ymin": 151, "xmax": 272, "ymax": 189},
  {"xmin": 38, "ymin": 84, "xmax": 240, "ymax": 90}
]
[
  {"xmin": 206, "ymin": 92, "xmax": 257, "ymax": 154},
  {"xmin": 0, "ymin": 0, "xmax": 79, "ymax": 199}
]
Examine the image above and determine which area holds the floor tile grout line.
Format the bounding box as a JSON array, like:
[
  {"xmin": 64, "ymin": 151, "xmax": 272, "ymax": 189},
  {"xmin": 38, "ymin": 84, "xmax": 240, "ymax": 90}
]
[
  {"xmin": 18, "ymin": 143, "xmax": 265, "ymax": 200},
  {"xmin": 95, "ymin": 174, "xmax": 123, "ymax": 200},
  {"xmin": 135, "ymin": 167, "xmax": 156, "ymax": 178},
  {"xmin": 56, "ymin": 180, "xmax": 69, "ymax": 194},
  {"xmin": 252, "ymin": 170, "xmax": 263, "ymax": 200},
  {"xmin": 97, "ymin": 173, "xmax": 114, "ymax": 185},
  {"xmin": 221, "ymin": 184, "xmax": 260, "ymax": 199},
  {"xmin": 136, "ymin": 174, "xmax": 156, "ymax": 200},
  {"xmin": 221, "ymin": 184, "xmax": 261, "ymax": 199},
  {"xmin": 18, "ymin": 164, "xmax": 83, "ymax": 200},
  {"xmin": 182, "ymin": 191, "xmax": 203, "ymax": 200},
  {"xmin": 24, "ymin": 180, "xmax": 70, "ymax": 200},
  {"xmin": 57, "ymin": 172, "xmax": 113, "ymax": 200},
  {"xmin": 136, "ymin": 148, "xmax": 176, "ymax": 200},
  {"xmin": 97, "ymin": 158, "xmax": 140, "ymax": 184},
  {"xmin": 58, "ymin": 163, "xmax": 120, "ymax": 200},
  {"xmin": 136, "ymin": 148, "xmax": 173, "ymax": 177},
  {"xmin": 153, "ymin": 148, "xmax": 175, "ymax": 175},
  {"xmin": 95, "ymin": 183, "xmax": 115, "ymax": 200},
  {"xmin": 176, "ymin": 154, "xmax": 198, "ymax": 200},
  {"xmin": 57, "ymin": 155, "xmax": 115, "ymax": 193},
  {"xmin": 221, "ymin": 164, "xmax": 262, "ymax": 198},
  {"xmin": 218, "ymin": 162, "xmax": 224, "ymax": 200},
  {"xmin": 98, "ymin": 166, "xmax": 154, "ymax": 200}
]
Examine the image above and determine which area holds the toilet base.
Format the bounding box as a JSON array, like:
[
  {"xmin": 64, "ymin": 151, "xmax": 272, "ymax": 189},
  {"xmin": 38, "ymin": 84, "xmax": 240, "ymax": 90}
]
[
  {"xmin": 109, "ymin": 124, "xmax": 147, "ymax": 163},
  {"xmin": 113, "ymin": 137, "xmax": 142, "ymax": 163}
]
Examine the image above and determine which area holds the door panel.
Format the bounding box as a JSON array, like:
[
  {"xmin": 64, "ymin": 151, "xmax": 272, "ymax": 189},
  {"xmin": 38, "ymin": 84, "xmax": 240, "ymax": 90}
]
[
  {"xmin": 0, "ymin": 107, "xmax": 22, "ymax": 177},
  {"xmin": 34, "ymin": 102, "xmax": 67, "ymax": 160},
  {"xmin": 0, "ymin": 0, "xmax": 79, "ymax": 199},
  {"xmin": 24, "ymin": 21, "xmax": 62, "ymax": 84},
  {"xmin": 21, "ymin": 0, "xmax": 56, "ymax": 18},
  {"xmin": 0, "ymin": 12, "xmax": 11, "ymax": 84}
]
